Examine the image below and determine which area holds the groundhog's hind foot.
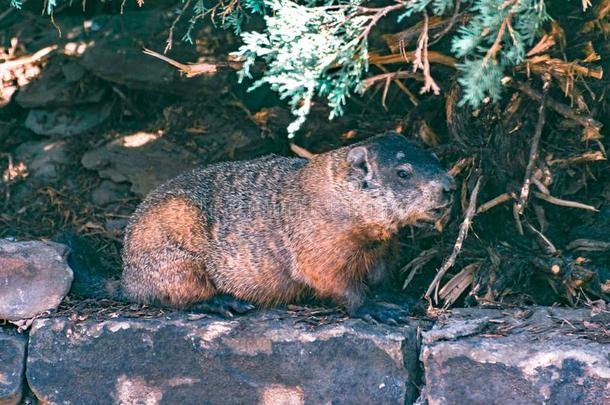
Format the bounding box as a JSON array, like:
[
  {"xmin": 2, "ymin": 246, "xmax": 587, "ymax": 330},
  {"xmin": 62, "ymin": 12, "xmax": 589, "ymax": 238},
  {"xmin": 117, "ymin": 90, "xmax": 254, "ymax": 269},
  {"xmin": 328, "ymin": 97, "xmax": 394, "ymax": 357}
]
[
  {"xmin": 348, "ymin": 299, "xmax": 411, "ymax": 325},
  {"xmin": 189, "ymin": 295, "xmax": 256, "ymax": 318}
]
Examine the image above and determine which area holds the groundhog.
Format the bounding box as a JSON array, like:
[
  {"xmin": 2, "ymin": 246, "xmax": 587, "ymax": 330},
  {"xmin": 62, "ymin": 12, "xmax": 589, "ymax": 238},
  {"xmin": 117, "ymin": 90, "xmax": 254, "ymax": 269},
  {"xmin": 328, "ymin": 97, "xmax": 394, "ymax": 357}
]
[{"xmin": 121, "ymin": 132, "xmax": 454, "ymax": 321}]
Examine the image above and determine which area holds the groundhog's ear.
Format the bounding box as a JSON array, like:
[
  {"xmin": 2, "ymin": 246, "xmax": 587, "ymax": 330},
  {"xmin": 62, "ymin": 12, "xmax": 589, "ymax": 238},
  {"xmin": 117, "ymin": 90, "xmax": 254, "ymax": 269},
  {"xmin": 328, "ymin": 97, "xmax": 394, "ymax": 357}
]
[{"xmin": 347, "ymin": 146, "xmax": 371, "ymax": 179}]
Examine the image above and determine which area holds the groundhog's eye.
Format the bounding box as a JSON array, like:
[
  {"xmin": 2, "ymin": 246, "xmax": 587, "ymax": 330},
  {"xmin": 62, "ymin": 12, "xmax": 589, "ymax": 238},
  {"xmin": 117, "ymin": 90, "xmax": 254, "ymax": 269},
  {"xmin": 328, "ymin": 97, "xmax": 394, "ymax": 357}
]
[{"xmin": 397, "ymin": 169, "xmax": 412, "ymax": 179}]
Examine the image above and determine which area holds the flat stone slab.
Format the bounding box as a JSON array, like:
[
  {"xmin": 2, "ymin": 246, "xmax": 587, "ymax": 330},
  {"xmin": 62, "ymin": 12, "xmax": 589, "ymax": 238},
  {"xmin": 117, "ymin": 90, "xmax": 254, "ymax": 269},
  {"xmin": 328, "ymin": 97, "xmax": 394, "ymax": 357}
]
[
  {"xmin": 24, "ymin": 103, "xmax": 112, "ymax": 137},
  {"xmin": 0, "ymin": 327, "xmax": 27, "ymax": 405},
  {"xmin": 27, "ymin": 312, "xmax": 418, "ymax": 404},
  {"xmin": 0, "ymin": 239, "xmax": 73, "ymax": 320},
  {"xmin": 16, "ymin": 59, "xmax": 105, "ymax": 108},
  {"xmin": 14, "ymin": 140, "xmax": 69, "ymax": 181},
  {"xmin": 81, "ymin": 132, "xmax": 200, "ymax": 196},
  {"xmin": 421, "ymin": 307, "xmax": 610, "ymax": 405}
]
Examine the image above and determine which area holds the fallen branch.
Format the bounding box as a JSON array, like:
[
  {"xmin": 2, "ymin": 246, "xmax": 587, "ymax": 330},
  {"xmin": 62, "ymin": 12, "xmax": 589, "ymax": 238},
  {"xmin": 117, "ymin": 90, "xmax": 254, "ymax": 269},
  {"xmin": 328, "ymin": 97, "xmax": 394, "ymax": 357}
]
[
  {"xmin": 402, "ymin": 248, "xmax": 440, "ymax": 289},
  {"xmin": 369, "ymin": 64, "xmax": 420, "ymax": 106},
  {"xmin": 514, "ymin": 75, "xmax": 550, "ymax": 234},
  {"xmin": 533, "ymin": 191, "xmax": 599, "ymax": 212},
  {"xmin": 369, "ymin": 51, "xmax": 456, "ymax": 67},
  {"xmin": 448, "ymin": 157, "xmax": 474, "ymax": 177},
  {"xmin": 526, "ymin": 222, "xmax": 557, "ymax": 254},
  {"xmin": 439, "ymin": 262, "xmax": 479, "ymax": 308},
  {"xmin": 0, "ymin": 45, "xmax": 57, "ymax": 72},
  {"xmin": 366, "ymin": 69, "xmax": 419, "ymax": 86},
  {"xmin": 290, "ymin": 143, "xmax": 315, "ymax": 159},
  {"xmin": 142, "ymin": 48, "xmax": 239, "ymax": 77},
  {"xmin": 547, "ymin": 151, "xmax": 606, "ymax": 166},
  {"xmin": 567, "ymin": 239, "xmax": 610, "ymax": 252},
  {"xmin": 426, "ymin": 175, "xmax": 482, "ymax": 304},
  {"xmin": 476, "ymin": 192, "xmax": 514, "ymax": 215},
  {"xmin": 521, "ymin": 55, "xmax": 603, "ymax": 80},
  {"xmin": 512, "ymin": 80, "xmax": 602, "ymax": 129},
  {"xmin": 532, "ymin": 177, "xmax": 550, "ymax": 195},
  {"xmin": 383, "ymin": 12, "xmax": 470, "ymax": 51}
]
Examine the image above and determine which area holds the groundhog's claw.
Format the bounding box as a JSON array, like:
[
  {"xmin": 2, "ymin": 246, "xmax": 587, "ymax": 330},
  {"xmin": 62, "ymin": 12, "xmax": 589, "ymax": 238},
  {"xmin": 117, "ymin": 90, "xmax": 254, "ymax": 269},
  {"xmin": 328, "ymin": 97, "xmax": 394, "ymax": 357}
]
[
  {"xmin": 190, "ymin": 295, "xmax": 256, "ymax": 318},
  {"xmin": 350, "ymin": 300, "xmax": 410, "ymax": 325}
]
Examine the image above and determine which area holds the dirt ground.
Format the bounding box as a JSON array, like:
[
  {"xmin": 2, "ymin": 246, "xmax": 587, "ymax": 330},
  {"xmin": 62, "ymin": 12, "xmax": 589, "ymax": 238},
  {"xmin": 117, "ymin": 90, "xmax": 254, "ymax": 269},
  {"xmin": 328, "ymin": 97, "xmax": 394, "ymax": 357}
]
[{"xmin": 1, "ymin": 1, "xmax": 609, "ymax": 310}]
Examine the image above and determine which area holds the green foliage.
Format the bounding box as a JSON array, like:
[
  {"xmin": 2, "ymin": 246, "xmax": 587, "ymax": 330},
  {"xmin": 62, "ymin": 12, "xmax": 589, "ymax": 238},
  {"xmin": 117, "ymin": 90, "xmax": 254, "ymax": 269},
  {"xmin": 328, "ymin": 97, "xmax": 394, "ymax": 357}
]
[
  {"xmin": 234, "ymin": 0, "xmax": 369, "ymax": 135},
  {"xmin": 455, "ymin": 59, "xmax": 504, "ymax": 106},
  {"xmin": 7, "ymin": 0, "xmax": 555, "ymax": 134},
  {"xmin": 233, "ymin": 0, "xmax": 551, "ymax": 134},
  {"xmin": 396, "ymin": 0, "xmax": 453, "ymax": 22},
  {"xmin": 452, "ymin": 0, "xmax": 549, "ymax": 107}
]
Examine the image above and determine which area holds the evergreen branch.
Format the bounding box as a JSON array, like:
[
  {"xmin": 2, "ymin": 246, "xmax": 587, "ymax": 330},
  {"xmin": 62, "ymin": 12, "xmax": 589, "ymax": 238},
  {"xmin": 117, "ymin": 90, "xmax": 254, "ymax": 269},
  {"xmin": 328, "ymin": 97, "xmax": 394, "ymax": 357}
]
[
  {"xmin": 165, "ymin": 0, "xmax": 192, "ymax": 53},
  {"xmin": 482, "ymin": 15, "xmax": 509, "ymax": 65},
  {"xmin": 356, "ymin": 2, "xmax": 407, "ymax": 40},
  {"xmin": 412, "ymin": 11, "xmax": 440, "ymax": 95}
]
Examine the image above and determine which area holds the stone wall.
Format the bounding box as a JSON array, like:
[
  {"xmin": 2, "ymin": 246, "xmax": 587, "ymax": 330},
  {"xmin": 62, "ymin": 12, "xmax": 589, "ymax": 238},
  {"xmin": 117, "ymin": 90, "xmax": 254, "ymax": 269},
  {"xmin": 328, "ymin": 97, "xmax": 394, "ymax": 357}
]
[{"xmin": 1, "ymin": 307, "xmax": 609, "ymax": 404}]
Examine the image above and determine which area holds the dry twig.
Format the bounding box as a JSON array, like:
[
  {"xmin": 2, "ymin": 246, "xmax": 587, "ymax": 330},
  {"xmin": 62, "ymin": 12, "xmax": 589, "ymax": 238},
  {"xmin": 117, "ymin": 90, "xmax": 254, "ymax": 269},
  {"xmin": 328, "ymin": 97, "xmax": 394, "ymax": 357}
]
[
  {"xmin": 363, "ymin": 67, "xmax": 421, "ymax": 106},
  {"xmin": 512, "ymin": 80, "xmax": 602, "ymax": 129},
  {"xmin": 533, "ymin": 191, "xmax": 599, "ymax": 212},
  {"xmin": 348, "ymin": 2, "xmax": 407, "ymax": 41},
  {"xmin": 526, "ymin": 34, "xmax": 556, "ymax": 57},
  {"xmin": 369, "ymin": 51, "xmax": 456, "ymax": 67},
  {"xmin": 476, "ymin": 192, "xmax": 514, "ymax": 215},
  {"xmin": 412, "ymin": 12, "xmax": 441, "ymax": 95},
  {"xmin": 547, "ymin": 151, "xmax": 606, "ymax": 166},
  {"xmin": 439, "ymin": 262, "xmax": 479, "ymax": 308},
  {"xmin": 514, "ymin": 75, "xmax": 551, "ymax": 234},
  {"xmin": 384, "ymin": 13, "xmax": 470, "ymax": 51},
  {"xmin": 526, "ymin": 222, "xmax": 557, "ymax": 254},
  {"xmin": 290, "ymin": 143, "xmax": 315, "ymax": 159},
  {"xmin": 567, "ymin": 239, "xmax": 610, "ymax": 252},
  {"xmin": 402, "ymin": 248, "xmax": 439, "ymax": 289},
  {"xmin": 521, "ymin": 55, "xmax": 603, "ymax": 85},
  {"xmin": 142, "ymin": 48, "xmax": 238, "ymax": 77},
  {"xmin": 164, "ymin": 0, "xmax": 192, "ymax": 54},
  {"xmin": 430, "ymin": 0, "xmax": 462, "ymax": 45},
  {"xmin": 0, "ymin": 45, "xmax": 57, "ymax": 72},
  {"xmin": 483, "ymin": 16, "xmax": 510, "ymax": 65},
  {"xmin": 426, "ymin": 176, "xmax": 482, "ymax": 304},
  {"xmin": 376, "ymin": 64, "xmax": 419, "ymax": 106}
]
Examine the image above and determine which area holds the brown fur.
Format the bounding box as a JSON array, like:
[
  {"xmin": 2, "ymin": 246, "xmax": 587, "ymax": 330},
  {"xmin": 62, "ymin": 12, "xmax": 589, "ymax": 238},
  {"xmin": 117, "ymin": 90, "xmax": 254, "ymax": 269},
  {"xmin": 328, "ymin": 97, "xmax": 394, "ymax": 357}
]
[{"xmin": 121, "ymin": 133, "xmax": 453, "ymax": 314}]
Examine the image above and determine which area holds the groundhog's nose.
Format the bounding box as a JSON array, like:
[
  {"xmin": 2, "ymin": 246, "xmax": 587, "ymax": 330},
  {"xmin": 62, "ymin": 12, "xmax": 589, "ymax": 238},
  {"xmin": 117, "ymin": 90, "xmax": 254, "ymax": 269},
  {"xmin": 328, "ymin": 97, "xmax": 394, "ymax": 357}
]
[{"xmin": 440, "ymin": 174, "xmax": 456, "ymax": 193}]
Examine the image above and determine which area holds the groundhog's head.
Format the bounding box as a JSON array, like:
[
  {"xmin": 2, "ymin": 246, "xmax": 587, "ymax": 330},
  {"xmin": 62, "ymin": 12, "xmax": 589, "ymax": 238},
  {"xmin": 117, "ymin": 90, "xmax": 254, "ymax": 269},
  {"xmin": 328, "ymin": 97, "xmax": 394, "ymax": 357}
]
[{"xmin": 343, "ymin": 132, "xmax": 455, "ymax": 230}]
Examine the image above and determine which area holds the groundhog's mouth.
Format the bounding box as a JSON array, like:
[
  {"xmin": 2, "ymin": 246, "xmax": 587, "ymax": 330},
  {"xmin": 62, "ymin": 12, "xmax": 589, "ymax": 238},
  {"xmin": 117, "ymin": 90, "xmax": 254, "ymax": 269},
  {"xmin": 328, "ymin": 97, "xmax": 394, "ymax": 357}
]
[
  {"xmin": 414, "ymin": 201, "xmax": 452, "ymax": 227},
  {"xmin": 430, "ymin": 200, "xmax": 452, "ymax": 216}
]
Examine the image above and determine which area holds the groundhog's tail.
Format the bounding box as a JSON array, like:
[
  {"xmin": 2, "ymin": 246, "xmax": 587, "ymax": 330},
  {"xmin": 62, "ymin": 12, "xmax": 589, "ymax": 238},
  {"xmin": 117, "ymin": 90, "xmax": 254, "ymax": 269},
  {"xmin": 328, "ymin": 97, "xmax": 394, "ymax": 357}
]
[{"xmin": 55, "ymin": 231, "xmax": 124, "ymax": 301}]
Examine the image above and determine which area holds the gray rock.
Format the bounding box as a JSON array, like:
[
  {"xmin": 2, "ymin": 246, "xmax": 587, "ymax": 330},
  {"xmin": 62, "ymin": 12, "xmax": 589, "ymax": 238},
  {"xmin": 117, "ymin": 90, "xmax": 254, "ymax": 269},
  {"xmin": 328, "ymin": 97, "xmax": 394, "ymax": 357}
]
[
  {"xmin": 80, "ymin": 44, "xmax": 229, "ymax": 97},
  {"xmin": 0, "ymin": 239, "xmax": 73, "ymax": 320},
  {"xmin": 16, "ymin": 59, "xmax": 105, "ymax": 109},
  {"xmin": 81, "ymin": 132, "xmax": 200, "ymax": 196},
  {"xmin": 27, "ymin": 312, "xmax": 419, "ymax": 404},
  {"xmin": 91, "ymin": 180, "xmax": 131, "ymax": 206},
  {"xmin": 421, "ymin": 308, "xmax": 610, "ymax": 405},
  {"xmin": 14, "ymin": 140, "xmax": 69, "ymax": 181},
  {"xmin": 76, "ymin": 11, "xmax": 231, "ymax": 97},
  {"xmin": 0, "ymin": 328, "xmax": 27, "ymax": 405},
  {"xmin": 25, "ymin": 103, "xmax": 112, "ymax": 137}
]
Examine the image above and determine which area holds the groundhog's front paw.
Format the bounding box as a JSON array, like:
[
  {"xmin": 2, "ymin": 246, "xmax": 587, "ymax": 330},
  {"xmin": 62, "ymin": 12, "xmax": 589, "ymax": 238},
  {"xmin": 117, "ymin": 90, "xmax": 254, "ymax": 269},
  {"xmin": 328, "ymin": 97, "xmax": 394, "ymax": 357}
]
[
  {"xmin": 348, "ymin": 300, "xmax": 411, "ymax": 325},
  {"xmin": 189, "ymin": 295, "xmax": 256, "ymax": 318}
]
